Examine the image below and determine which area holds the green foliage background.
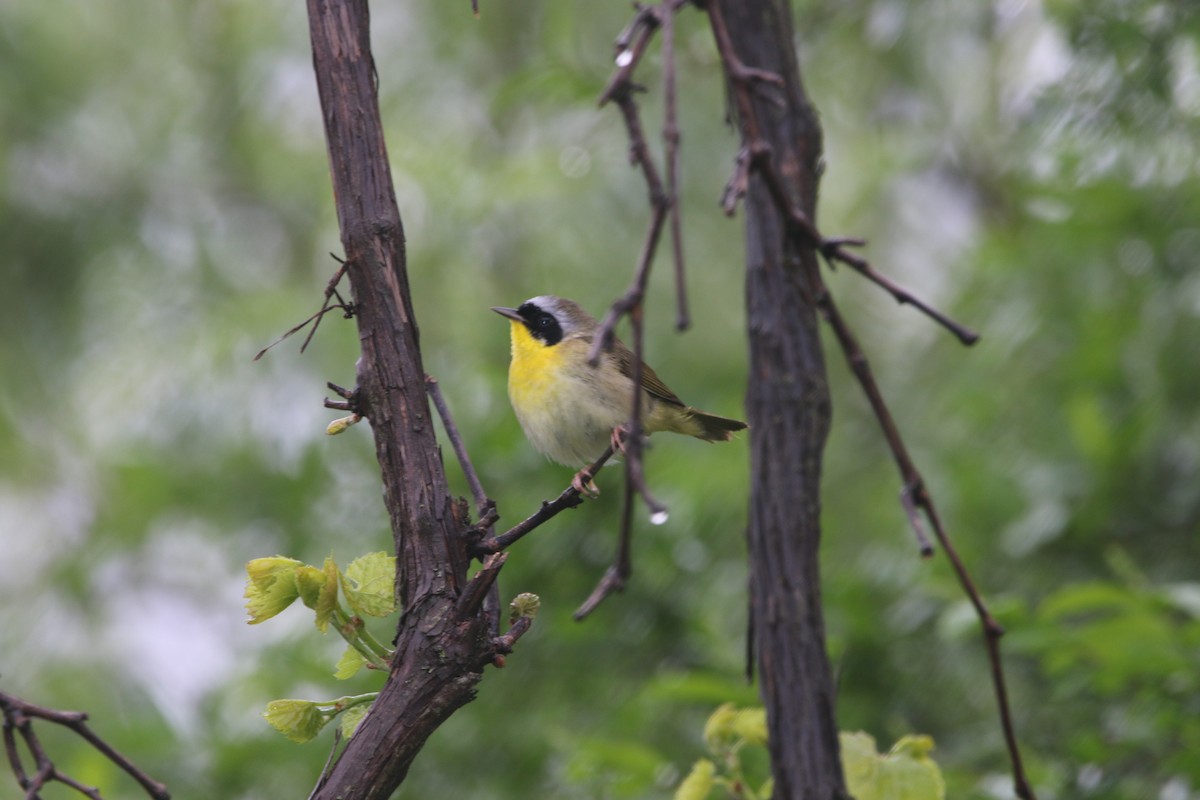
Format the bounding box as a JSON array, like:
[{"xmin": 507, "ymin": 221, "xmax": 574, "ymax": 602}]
[{"xmin": 2, "ymin": 1, "xmax": 1198, "ymax": 798}]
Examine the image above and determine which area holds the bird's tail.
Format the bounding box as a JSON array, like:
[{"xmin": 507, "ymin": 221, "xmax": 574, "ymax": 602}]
[{"xmin": 686, "ymin": 408, "xmax": 748, "ymax": 442}]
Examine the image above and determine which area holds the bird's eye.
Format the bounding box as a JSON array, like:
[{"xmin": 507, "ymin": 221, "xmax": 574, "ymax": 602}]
[{"xmin": 538, "ymin": 316, "xmax": 551, "ymax": 328}]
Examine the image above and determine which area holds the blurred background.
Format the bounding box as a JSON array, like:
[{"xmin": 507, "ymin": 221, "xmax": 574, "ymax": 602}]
[{"xmin": 2, "ymin": 1, "xmax": 1198, "ymax": 798}]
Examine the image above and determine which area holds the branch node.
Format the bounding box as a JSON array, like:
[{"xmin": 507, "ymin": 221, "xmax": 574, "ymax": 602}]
[
  {"xmin": 573, "ymin": 564, "xmax": 629, "ymax": 620},
  {"xmin": 456, "ymin": 552, "xmax": 508, "ymax": 619}
]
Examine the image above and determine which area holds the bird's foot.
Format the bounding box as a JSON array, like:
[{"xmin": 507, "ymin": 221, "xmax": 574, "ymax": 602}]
[
  {"xmin": 610, "ymin": 424, "xmax": 631, "ymax": 455},
  {"xmin": 572, "ymin": 468, "xmax": 600, "ymax": 498}
]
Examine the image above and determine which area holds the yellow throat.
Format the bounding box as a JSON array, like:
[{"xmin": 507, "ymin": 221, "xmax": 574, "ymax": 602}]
[{"xmin": 506, "ymin": 319, "xmax": 567, "ymax": 407}]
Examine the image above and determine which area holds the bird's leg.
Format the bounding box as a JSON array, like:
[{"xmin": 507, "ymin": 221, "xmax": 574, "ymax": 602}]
[
  {"xmin": 572, "ymin": 467, "xmax": 600, "ymax": 498},
  {"xmin": 610, "ymin": 423, "xmax": 631, "ymax": 455}
]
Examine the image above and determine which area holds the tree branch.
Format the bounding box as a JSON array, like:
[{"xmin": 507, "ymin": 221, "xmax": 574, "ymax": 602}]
[
  {"xmin": 473, "ymin": 446, "xmax": 616, "ymax": 555},
  {"xmin": 1, "ymin": 691, "xmax": 170, "ymax": 800},
  {"xmin": 426, "ymin": 375, "xmax": 490, "ymax": 516}
]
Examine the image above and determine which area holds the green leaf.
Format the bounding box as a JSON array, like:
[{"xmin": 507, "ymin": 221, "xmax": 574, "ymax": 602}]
[
  {"xmin": 674, "ymin": 759, "xmax": 715, "ymax": 800},
  {"xmin": 314, "ymin": 557, "xmax": 341, "ymax": 633},
  {"xmin": 334, "ymin": 646, "xmax": 367, "ymax": 680},
  {"xmin": 263, "ymin": 699, "xmax": 328, "ymax": 744},
  {"xmin": 295, "ymin": 564, "xmax": 328, "ymax": 610},
  {"xmin": 340, "ymin": 552, "xmax": 396, "ymax": 618},
  {"xmin": 732, "ymin": 707, "xmax": 768, "ymax": 747},
  {"xmin": 244, "ymin": 556, "xmax": 303, "ymax": 624},
  {"xmin": 1038, "ymin": 581, "xmax": 1133, "ymax": 620},
  {"xmin": 841, "ymin": 731, "xmax": 882, "ymax": 796},
  {"xmin": 340, "ymin": 704, "xmax": 369, "ymax": 739},
  {"xmin": 840, "ymin": 731, "xmax": 945, "ymax": 800},
  {"xmin": 889, "ymin": 735, "xmax": 936, "ymax": 760},
  {"xmin": 703, "ymin": 703, "xmax": 738, "ymax": 750}
]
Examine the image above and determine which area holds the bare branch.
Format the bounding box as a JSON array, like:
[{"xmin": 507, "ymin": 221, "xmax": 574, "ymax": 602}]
[
  {"xmin": 475, "ymin": 446, "xmax": 616, "ymax": 555},
  {"xmin": 426, "ymin": 375, "xmax": 491, "ymax": 515},
  {"xmin": 574, "ymin": 564, "xmax": 628, "ymax": 621},
  {"xmin": 660, "ymin": 5, "xmax": 690, "ymax": 331},
  {"xmin": 1, "ymin": 691, "xmax": 170, "ymax": 800},
  {"xmin": 491, "ymin": 616, "xmax": 534, "ymax": 655},
  {"xmin": 254, "ymin": 259, "xmax": 354, "ymax": 361}
]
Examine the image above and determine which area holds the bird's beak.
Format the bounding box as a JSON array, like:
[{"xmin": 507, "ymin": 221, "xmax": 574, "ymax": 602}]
[{"xmin": 491, "ymin": 306, "xmax": 523, "ymax": 322}]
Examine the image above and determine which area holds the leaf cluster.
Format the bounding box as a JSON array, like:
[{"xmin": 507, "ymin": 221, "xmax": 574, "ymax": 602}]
[
  {"xmin": 674, "ymin": 704, "xmax": 944, "ymax": 800},
  {"xmin": 244, "ymin": 552, "xmax": 396, "ymax": 742}
]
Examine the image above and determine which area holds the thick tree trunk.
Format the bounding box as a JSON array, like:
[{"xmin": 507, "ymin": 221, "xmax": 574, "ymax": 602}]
[
  {"xmin": 721, "ymin": 1, "xmax": 849, "ymax": 797},
  {"xmin": 304, "ymin": 1, "xmax": 491, "ymax": 797}
]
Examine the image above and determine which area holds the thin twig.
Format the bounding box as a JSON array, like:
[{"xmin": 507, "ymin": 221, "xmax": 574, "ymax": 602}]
[
  {"xmin": 600, "ymin": 0, "xmax": 693, "ymax": 109},
  {"xmin": 426, "ymin": 375, "xmax": 490, "ymax": 515},
  {"xmin": 490, "ymin": 616, "xmax": 534, "ymax": 655},
  {"xmin": 300, "ymin": 260, "xmax": 354, "ymax": 354},
  {"xmin": 621, "ymin": 305, "xmax": 668, "ymax": 520},
  {"xmin": 324, "ymin": 381, "xmax": 360, "ymax": 414},
  {"xmin": 306, "ymin": 728, "xmax": 343, "ymax": 800},
  {"xmin": 474, "ymin": 446, "xmax": 616, "ymax": 555},
  {"xmin": 759, "ymin": 155, "xmax": 981, "ymax": 346},
  {"xmin": 708, "ymin": 1, "xmax": 978, "ymax": 345},
  {"xmin": 661, "ymin": 4, "xmax": 690, "ymax": 331},
  {"xmin": 899, "ymin": 483, "xmax": 935, "ymax": 558},
  {"xmin": 573, "ymin": 454, "xmax": 636, "ymax": 620},
  {"xmin": 0, "ymin": 691, "xmax": 170, "ymax": 800},
  {"xmin": 254, "ymin": 260, "xmax": 353, "ymax": 361},
  {"xmin": 585, "ymin": 91, "xmax": 671, "ymax": 367}
]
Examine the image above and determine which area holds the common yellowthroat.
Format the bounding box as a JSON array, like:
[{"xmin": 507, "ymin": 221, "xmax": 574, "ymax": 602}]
[{"xmin": 493, "ymin": 296, "xmax": 746, "ymax": 490}]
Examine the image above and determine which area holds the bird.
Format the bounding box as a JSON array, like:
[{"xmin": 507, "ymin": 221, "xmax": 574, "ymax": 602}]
[{"xmin": 492, "ymin": 295, "xmax": 746, "ymax": 495}]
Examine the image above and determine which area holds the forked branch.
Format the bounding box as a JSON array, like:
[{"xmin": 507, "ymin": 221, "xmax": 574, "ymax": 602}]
[{"xmin": 1, "ymin": 691, "xmax": 170, "ymax": 800}]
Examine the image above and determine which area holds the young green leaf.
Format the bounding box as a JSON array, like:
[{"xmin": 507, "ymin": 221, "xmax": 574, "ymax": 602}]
[
  {"xmin": 340, "ymin": 703, "xmax": 369, "ymax": 739},
  {"xmin": 244, "ymin": 556, "xmax": 303, "ymax": 624},
  {"xmin": 314, "ymin": 556, "xmax": 340, "ymax": 632},
  {"xmin": 263, "ymin": 699, "xmax": 328, "ymax": 744},
  {"xmin": 703, "ymin": 703, "xmax": 738, "ymax": 750},
  {"xmin": 340, "ymin": 552, "xmax": 397, "ymax": 618},
  {"xmin": 674, "ymin": 759, "xmax": 715, "ymax": 800},
  {"xmin": 732, "ymin": 707, "xmax": 768, "ymax": 746},
  {"xmin": 295, "ymin": 564, "xmax": 328, "ymax": 609},
  {"xmin": 334, "ymin": 645, "xmax": 367, "ymax": 680},
  {"xmin": 840, "ymin": 731, "xmax": 945, "ymax": 800}
]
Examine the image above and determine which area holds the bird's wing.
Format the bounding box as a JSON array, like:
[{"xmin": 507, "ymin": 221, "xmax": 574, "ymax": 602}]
[{"xmin": 611, "ymin": 338, "xmax": 686, "ymax": 407}]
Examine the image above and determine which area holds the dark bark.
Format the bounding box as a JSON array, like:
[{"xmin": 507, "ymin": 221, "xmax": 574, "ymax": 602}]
[
  {"xmin": 304, "ymin": 1, "xmax": 493, "ymax": 797},
  {"xmin": 721, "ymin": 1, "xmax": 849, "ymax": 797}
]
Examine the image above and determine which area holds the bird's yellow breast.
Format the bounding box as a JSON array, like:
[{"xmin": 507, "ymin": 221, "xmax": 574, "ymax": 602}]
[
  {"xmin": 504, "ymin": 320, "xmax": 629, "ymax": 466},
  {"xmin": 506, "ymin": 320, "xmax": 568, "ymax": 406}
]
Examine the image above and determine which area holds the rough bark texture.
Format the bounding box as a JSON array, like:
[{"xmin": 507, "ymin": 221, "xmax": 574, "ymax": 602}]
[
  {"xmin": 725, "ymin": 2, "xmax": 850, "ymax": 798},
  {"xmin": 305, "ymin": 1, "xmax": 488, "ymax": 797}
]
